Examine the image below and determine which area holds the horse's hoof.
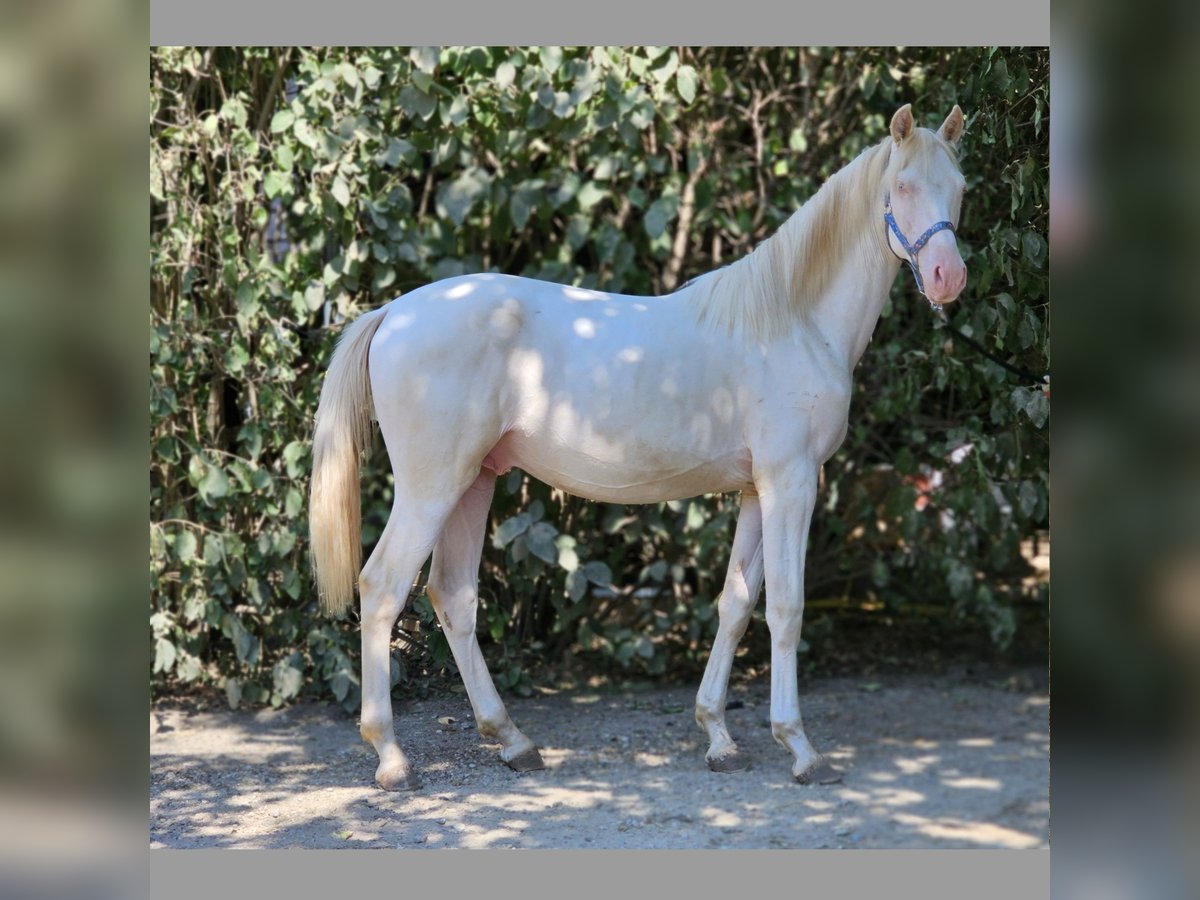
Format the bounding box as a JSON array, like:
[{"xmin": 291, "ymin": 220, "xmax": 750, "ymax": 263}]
[
  {"xmin": 795, "ymin": 758, "xmax": 843, "ymax": 785},
  {"xmin": 504, "ymin": 747, "xmax": 545, "ymax": 772},
  {"xmin": 376, "ymin": 768, "xmax": 421, "ymax": 792},
  {"xmin": 707, "ymin": 750, "xmax": 749, "ymax": 773}
]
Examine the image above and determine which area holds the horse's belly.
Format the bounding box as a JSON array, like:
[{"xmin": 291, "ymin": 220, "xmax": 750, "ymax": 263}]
[{"xmin": 483, "ymin": 430, "xmax": 753, "ymax": 504}]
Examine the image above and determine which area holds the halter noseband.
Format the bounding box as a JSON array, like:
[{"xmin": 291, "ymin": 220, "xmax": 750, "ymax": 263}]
[{"xmin": 883, "ymin": 191, "xmax": 956, "ymax": 305}]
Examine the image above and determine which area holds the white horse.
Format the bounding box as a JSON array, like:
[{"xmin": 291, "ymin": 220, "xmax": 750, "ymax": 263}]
[{"xmin": 309, "ymin": 104, "xmax": 968, "ymax": 790}]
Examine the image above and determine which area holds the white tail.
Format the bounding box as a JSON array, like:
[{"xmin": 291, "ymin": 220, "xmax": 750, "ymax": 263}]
[{"xmin": 309, "ymin": 307, "xmax": 388, "ymax": 615}]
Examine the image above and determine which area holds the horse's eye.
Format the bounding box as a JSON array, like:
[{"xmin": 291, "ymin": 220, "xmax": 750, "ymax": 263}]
[{"xmin": 896, "ymin": 180, "xmax": 907, "ymax": 193}]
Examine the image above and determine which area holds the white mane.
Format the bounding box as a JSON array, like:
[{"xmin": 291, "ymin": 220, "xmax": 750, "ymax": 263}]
[{"xmin": 685, "ymin": 139, "xmax": 895, "ymax": 341}]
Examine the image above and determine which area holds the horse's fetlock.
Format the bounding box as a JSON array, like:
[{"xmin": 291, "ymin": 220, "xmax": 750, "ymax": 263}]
[{"xmin": 360, "ymin": 720, "xmax": 390, "ymax": 746}]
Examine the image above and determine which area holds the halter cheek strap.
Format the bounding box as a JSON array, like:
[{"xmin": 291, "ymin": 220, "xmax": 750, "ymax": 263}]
[{"xmin": 883, "ymin": 191, "xmax": 956, "ymax": 301}]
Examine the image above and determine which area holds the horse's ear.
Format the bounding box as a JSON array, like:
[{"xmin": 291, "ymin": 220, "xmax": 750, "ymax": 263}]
[
  {"xmin": 938, "ymin": 105, "xmax": 965, "ymax": 146},
  {"xmin": 890, "ymin": 104, "xmax": 914, "ymax": 145}
]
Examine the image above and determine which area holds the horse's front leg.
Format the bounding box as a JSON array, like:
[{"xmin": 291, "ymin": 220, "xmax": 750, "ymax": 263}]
[
  {"xmin": 759, "ymin": 470, "xmax": 843, "ymax": 785},
  {"xmin": 695, "ymin": 492, "xmax": 764, "ymax": 771}
]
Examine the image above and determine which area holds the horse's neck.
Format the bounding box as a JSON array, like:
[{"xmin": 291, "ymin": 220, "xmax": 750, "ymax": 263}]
[{"xmin": 805, "ymin": 236, "xmax": 902, "ymax": 373}]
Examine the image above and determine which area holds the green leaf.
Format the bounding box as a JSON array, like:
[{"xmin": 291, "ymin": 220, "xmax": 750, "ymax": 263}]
[
  {"xmin": 153, "ymin": 637, "xmax": 176, "ymax": 674},
  {"xmin": 304, "ymin": 281, "xmax": 326, "ymax": 311},
  {"xmin": 539, "ymin": 46, "xmax": 563, "ymax": 72},
  {"xmin": 269, "ymin": 109, "xmax": 295, "ymax": 133},
  {"xmin": 557, "ymin": 544, "xmax": 580, "ymax": 573},
  {"xmin": 494, "ymin": 512, "xmax": 531, "ymax": 548},
  {"xmin": 382, "ymin": 137, "xmax": 415, "ymax": 167},
  {"xmin": 411, "ymin": 46, "xmax": 440, "ymax": 73},
  {"xmin": 444, "ymin": 95, "xmax": 469, "ymax": 127},
  {"xmin": 576, "ymin": 181, "xmax": 607, "ymax": 211},
  {"xmin": 175, "ymin": 529, "xmax": 198, "ymax": 562},
  {"xmin": 436, "ymin": 167, "xmax": 490, "ymax": 228},
  {"xmin": 224, "ymin": 677, "xmax": 242, "ymax": 710},
  {"xmin": 398, "ymin": 86, "xmax": 437, "ymax": 120},
  {"xmin": 198, "ymin": 464, "xmax": 230, "ymax": 504},
  {"xmin": 335, "ymin": 62, "xmax": 359, "ymax": 88},
  {"xmin": 283, "ymin": 441, "xmax": 308, "ymax": 478},
  {"xmin": 526, "ymin": 522, "xmax": 559, "ymax": 564},
  {"xmin": 582, "ymin": 561, "xmax": 612, "ymax": 587},
  {"xmin": 566, "ymin": 568, "xmax": 588, "ymax": 602},
  {"xmin": 273, "ymin": 659, "xmax": 304, "ymax": 700},
  {"xmin": 227, "ymin": 615, "xmax": 258, "ymax": 664},
  {"xmin": 331, "ymin": 175, "xmax": 351, "ymax": 207},
  {"xmin": 644, "ymin": 196, "xmax": 679, "ymax": 239},
  {"xmin": 372, "ymin": 266, "xmax": 396, "ymax": 292},
  {"xmin": 496, "ymin": 61, "xmax": 516, "ymax": 90}
]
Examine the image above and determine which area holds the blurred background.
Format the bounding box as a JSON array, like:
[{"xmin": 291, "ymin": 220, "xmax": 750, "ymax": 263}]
[
  {"xmin": 1050, "ymin": 2, "xmax": 1200, "ymax": 899},
  {"xmin": 0, "ymin": 0, "xmax": 147, "ymax": 895}
]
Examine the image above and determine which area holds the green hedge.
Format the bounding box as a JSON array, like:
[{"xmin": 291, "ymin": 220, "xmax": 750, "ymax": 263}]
[{"xmin": 150, "ymin": 46, "xmax": 1049, "ymax": 710}]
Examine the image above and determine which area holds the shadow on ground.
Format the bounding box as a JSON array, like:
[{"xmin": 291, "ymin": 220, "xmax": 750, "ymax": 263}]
[{"xmin": 150, "ymin": 670, "xmax": 1049, "ymax": 849}]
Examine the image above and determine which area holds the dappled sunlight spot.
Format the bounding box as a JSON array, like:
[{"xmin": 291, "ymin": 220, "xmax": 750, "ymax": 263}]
[
  {"xmin": 804, "ymin": 813, "xmax": 835, "ymax": 826},
  {"xmin": 563, "ymin": 286, "xmax": 599, "ymax": 301},
  {"xmin": 501, "ymin": 818, "xmax": 531, "ymax": 830},
  {"xmin": 833, "ymin": 788, "xmax": 873, "ymax": 804},
  {"xmin": 573, "ymin": 317, "xmax": 596, "ymax": 338},
  {"xmin": 632, "ymin": 752, "xmax": 674, "ymax": 768},
  {"xmin": 957, "ymin": 738, "xmax": 995, "ymax": 748},
  {"xmin": 444, "ymin": 282, "xmax": 474, "ymax": 299},
  {"xmin": 381, "ymin": 311, "xmax": 414, "ymax": 331},
  {"xmin": 867, "ymin": 787, "xmax": 926, "ymax": 807},
  {"xmin": 460, "ymin": 827, "xmax": 523, "ymax": 849},
  {"xmin": 526, "ymin": 784, "xmax": 614, "ymax": 810},
  {"xmin": 700, "ymin": 806, "xmax": 742, "ymax": 828},
  {"xmin": 534, "ymin": 747, "xmax": 576, "ymax": 769},
  {"xmin": 866, "ymin": 771, "xmax": 898, "ymax": 783},
  {"xmin": 1024, "ymin": 731, "xmax": 1050, "ymax": 744},
  {"xmin": 617, "ymin": 347, "xmax": 644, "ymax": 363},
  {"xmin": 889, "ymin": 812, "xmax": 1042, "ymax": 849},
  {"xmin": 569, "ymin": 694, "xmax": 601, "ymax": 705},
  {"xmin": 894, "ymin": 754, "xmax": 941, "ymax": 775},
  {"xmin": 941, "ymin": 777, "xmax": 1002, "ymax": 791},
  {"xmin": 802, "ymin": 799, "xmax": 837, "ymax": 812},
  {"xmin": 1023, "ymin": 696, "xmax": 1050, "ymax": 708}
]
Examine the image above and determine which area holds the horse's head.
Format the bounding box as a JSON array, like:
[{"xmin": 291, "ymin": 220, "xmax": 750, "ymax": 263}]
[{"xmin": 883, "ymin": 104, "xmax": 968, "ymax": 305}]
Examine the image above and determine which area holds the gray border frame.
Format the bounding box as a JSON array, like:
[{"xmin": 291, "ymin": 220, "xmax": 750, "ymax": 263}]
[
  {"xmin": 150, "ymin": 0, "xmax": 1049, "ymax": 46},
  {"xmin": 148, "ymin": 1, "xmax": 1049, "ymax": 896}
]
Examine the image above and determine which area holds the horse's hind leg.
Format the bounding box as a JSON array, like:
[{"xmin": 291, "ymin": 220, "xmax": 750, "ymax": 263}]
[
  {"xmin": 427, "ymin": 472, "xmax": 544, "ymax": 772},
  {"xmin": 358, "ymin": 500, "xmax": 451, "ymax": 791},
  {"xmin": 695, "ymin": 492, "xmax": 764, "ymax": 772}
]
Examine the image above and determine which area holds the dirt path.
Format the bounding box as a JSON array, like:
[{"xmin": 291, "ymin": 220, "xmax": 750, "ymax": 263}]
[{"xmin": 150, "ymin": 669, "xmax": 1048, "ymax": 850}]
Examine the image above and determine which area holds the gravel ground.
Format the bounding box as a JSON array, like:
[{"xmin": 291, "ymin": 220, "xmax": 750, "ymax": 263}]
[{"xmin": 150, "ymin": 667, "xmax": 1048, "ymax": 850}]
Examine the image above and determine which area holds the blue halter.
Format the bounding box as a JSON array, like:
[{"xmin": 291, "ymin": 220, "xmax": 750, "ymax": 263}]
[{"xmin": 883, "ymin": 191, "xmax": 956, "ymax": 304}]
